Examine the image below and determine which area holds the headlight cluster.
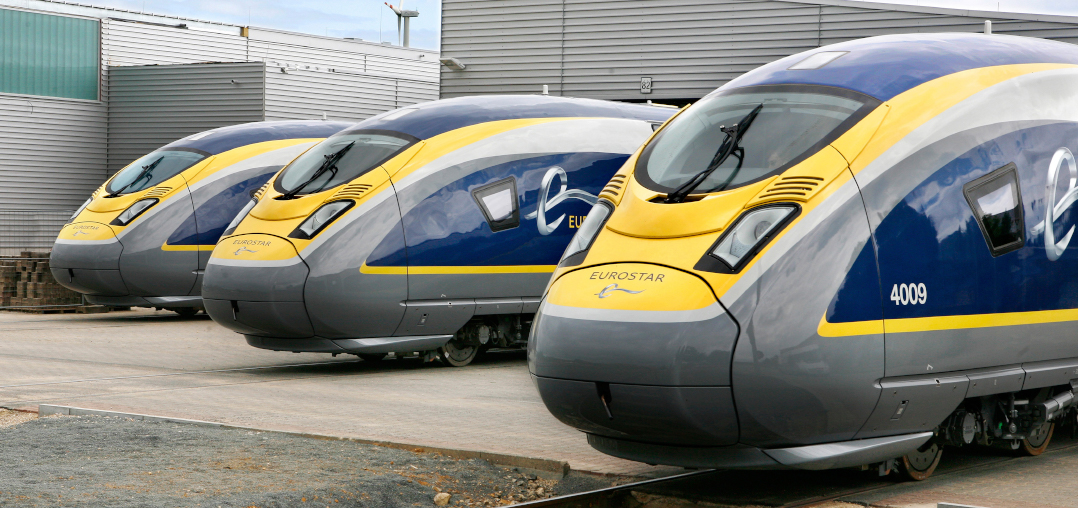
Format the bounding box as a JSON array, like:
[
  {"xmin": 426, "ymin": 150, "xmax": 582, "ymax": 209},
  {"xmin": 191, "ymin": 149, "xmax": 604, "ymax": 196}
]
[
  {"xmin": 110, "ymin": 199, "xmax": 158, "ymax": 226},
  {"xmin": 707, "ymin": 204, "xmax": 798, "ymax": 271},
  {"xmin": 289, "ymin": 201, "xmax": 354, "ymax": 240},
  {"xmin": 559, "ymin": 199, "xmax": 614, "ymax": 267},
  {"xmin": 222, "ymin": 198, "xmax": 258, "ymax": 238}
]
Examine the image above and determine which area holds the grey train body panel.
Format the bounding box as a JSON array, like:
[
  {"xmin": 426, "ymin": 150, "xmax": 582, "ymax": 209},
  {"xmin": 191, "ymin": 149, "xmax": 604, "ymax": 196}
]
[
  {"xmin": 303, "ymin": 187, "xmax": 411, "ymax": 339},
  {"xmin": 116, "ymin": 186, "xmax": 200, "ymax": 298},
  {"xmin": 407, "ymin": 273, "xmax": 553, "ymax": 301},
  {"xmin": 725, "ymin": 177, "xmax": 885, "ymax": 448}
]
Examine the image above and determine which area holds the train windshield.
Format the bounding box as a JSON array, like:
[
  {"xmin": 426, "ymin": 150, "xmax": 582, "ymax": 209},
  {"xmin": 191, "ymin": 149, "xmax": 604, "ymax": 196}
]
[
  {"xmin": 274, "ymin": 131, "xmax": 417, "ymax": 197},
  {"xmin": 636, "ymin": 86, "xmax": 878, "ymax": 194},
  {"xmin": 105, "ymin": 149, "xmax": 207, "ymax": 196}
]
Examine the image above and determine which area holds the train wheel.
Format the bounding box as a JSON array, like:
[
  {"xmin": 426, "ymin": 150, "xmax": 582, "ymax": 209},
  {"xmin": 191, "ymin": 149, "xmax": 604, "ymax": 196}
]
[
  {"xmin": 439, "ymin": 339, "xmax": 478, "ymax": 367},
  {"xmin": 1019, "ymin": 422, "xmax": 1054, "ymax": 456},
  {"xmin": 358, "ymin": 353, "xmax": 386, "ymax": 363},
  {"xmin": 897, "ymin": 442, "xmax": 942, "ymax": 481},
  {"xmin": 173, "ymin": 307, "xmax": 198, "ymax": 317}
]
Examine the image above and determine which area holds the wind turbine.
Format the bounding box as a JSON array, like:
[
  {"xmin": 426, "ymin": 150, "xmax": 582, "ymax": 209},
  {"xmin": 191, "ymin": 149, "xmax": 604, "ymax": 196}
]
[{"xmin": 385, "ymin": 1, "xmax": 419, "ymax": 47}]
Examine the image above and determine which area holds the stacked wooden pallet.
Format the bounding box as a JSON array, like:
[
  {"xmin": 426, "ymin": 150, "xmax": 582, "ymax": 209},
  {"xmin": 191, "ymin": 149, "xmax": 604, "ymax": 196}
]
[{"xmin": 0, "ymin": 252, "xmax": 88, "ymax": 313}]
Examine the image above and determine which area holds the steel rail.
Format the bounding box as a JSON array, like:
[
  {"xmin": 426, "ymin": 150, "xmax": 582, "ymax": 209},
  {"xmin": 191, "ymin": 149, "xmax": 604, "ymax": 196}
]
[
  {"xmin": 516, "ymin": 438, "xmax": 1078, "ymax": 508},
  {"xmin": 510, "ymin": 469, "xmax": 717, "ymax": 508}
]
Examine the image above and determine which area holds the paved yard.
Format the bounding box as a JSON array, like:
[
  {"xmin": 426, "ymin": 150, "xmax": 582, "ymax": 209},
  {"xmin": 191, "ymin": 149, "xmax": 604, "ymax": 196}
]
[{"xmin": 0, "ymin": 309, "xmax": 674, "ymax": 477}]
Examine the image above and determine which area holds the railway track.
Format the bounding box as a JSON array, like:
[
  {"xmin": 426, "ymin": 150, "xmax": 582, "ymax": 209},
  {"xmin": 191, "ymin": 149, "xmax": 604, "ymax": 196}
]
[{"xmin": 522, "ymin": 435, "xmax": 1078, "ymax": 508}]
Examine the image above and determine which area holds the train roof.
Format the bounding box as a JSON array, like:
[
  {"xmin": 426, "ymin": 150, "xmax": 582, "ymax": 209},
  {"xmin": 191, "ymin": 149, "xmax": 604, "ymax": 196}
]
[
  {"xmin": 162, "ymin": 120, "xmax": 354, "ymax": 155},
  {"xmin": 721, "ymin": 33, "xmax": 1078, "ymax": 102},
  {"xmin": 343, "ymin": 95, "xmax": 677, "ymax": 140}
]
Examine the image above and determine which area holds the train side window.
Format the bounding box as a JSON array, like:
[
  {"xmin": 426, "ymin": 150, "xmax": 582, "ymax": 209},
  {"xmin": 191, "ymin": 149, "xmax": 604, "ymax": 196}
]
[
  {"xmin": 963, "ymin": 162, "xmax": 1025, "ymax": 256},
  {"xmin": 472, "ymin": 177, "xmax": 520, "ymax": 232}
]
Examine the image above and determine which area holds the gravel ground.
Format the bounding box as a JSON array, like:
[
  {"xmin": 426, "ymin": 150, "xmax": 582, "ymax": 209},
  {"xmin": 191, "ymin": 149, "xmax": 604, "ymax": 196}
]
[
  {"xmin": 0, "ymin": 409, "xmax": 37, "ymax": 427},
  {"xmin": 0, "ymin": 413, "xmax": 616, "ymax": 508}
]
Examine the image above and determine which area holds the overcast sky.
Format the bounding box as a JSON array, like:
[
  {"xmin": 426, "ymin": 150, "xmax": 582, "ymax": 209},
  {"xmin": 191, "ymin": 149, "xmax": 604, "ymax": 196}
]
[{"xmin": 80, "ymin": 0, "xmax": 1078, "ymax": 52}]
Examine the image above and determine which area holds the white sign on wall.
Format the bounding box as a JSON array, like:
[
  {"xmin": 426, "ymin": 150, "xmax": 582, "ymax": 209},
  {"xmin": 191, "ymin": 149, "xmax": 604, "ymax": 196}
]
[{"xmin": 640, "ymin": 77, "xmax": 653, "ymax": 94}]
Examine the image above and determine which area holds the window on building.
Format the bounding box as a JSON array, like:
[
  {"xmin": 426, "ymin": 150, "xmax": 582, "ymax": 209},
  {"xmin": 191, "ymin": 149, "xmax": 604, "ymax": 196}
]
[{"xmin": 1, "ymin": 8, "xmax": 100, "ymax": 100}]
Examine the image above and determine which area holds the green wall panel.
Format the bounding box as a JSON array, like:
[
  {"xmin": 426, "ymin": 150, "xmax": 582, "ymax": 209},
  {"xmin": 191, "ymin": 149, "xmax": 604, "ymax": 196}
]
[{"xmin": 0, "ymin": 8, "xmax": 99, "ymax": 100}]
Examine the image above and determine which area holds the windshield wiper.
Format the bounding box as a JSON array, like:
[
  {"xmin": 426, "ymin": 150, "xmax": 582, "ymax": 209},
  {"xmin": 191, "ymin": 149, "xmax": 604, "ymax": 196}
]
[
  {"xmin": 107, "ymin": 156, "xmax": 163, "ymax": 197},
  {"xmin": 664, "ymin": 103, "xmax": 764, "ymax": 204},
  {"xmin": 279, "ymin": 141, "xmax": 356, "ymax": 199}
]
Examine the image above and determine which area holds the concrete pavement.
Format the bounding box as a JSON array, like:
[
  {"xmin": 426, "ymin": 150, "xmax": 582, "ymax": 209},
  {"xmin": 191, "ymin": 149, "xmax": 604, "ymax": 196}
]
[{"xmin": 0, "ymin": 309, "xmax": 675, "ymax": 477}]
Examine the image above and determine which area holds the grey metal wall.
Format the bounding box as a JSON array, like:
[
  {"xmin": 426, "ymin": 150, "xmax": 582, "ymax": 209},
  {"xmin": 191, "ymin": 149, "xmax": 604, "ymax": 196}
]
[
  {"xmin": 439, "ymin": 0, "xmax": 1078, "ymax": 101},
  {"xmin": 264, "ymin": 64, "xmax": 439, "ymax": 122},
  {"xmin": 102, "ymin": 18, "xmax": 247, "ymax": 67},
  {"xmin": 106, "ymin": 63, "xmax": 266, "ymax": 174},
  {"xmin": 0, "ymin": 96, "xmax": 107, "ymax": 211},
  {"xmin": 108, "ymin": 61, "xmax": 441, "ymax": 174}
]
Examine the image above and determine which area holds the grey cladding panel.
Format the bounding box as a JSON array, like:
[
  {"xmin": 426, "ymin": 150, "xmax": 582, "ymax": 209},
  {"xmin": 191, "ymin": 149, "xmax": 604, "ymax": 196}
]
[
  {"xmin": 441, "ymin": 0, "xmax": 1078, "ymax": 101},
  {"xmin": 102, "ymin": 20, "xmax": 247, "ymax": 67},
  {"xmin": 0, "ymin": 95, "xmax": 106, "ymax": 210},
  {"xmin": 1022, "ymin": 358, "xmax": 1078, "ymax": 390},
  {"xmin": 440, "ymin": 0, "xmax": 565, "ymax": 98},
  {"xmin": 263, "ymin": 69, "xmax": 408, "ymax": 123},
  {"xmin": 106, "ymin": 63, "xmax": 266, "ymax": 174}
]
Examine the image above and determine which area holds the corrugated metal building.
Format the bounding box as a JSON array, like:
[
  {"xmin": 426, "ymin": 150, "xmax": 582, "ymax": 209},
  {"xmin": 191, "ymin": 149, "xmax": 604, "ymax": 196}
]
[
  {"xmin": 438, "ymin": 0, "xmax": 1078, "ymax": 102},
  {"xmin": 0, "ymin": 0, "xmax": 439, "ymax": 215}
]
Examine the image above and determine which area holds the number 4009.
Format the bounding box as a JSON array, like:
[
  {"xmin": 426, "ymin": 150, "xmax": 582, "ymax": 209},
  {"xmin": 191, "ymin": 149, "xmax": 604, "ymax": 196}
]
[{"xmin": 891, "ymin": 283, "xmax": 926, "ymax": 305}]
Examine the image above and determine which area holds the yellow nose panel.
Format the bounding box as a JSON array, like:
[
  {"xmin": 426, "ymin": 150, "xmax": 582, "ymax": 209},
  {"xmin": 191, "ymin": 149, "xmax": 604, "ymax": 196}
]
[
  {"xmin": 212, "ymin": 234, "xmax": 299, "ymax": 261},
  {"xmin": 59, "ymin": 222, "xmax": 117, "ymax": 241},
  {"xmin": 548, "ymin": 263, "xmax": 716, "ymax": 312}
]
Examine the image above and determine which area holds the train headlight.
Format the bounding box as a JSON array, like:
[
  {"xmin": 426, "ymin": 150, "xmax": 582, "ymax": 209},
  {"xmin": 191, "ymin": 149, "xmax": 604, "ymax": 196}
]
[
  {"xmin": 69, "ymin": 197, "xmax": 92, "ymax": 223},
  {"xmin": 709, "ymin": 204, "xmax": 798, "ymax": 271},
  {"xmin": 559, "ymin": 199, "xmax": 614, "ymax": 267},
  {"xmin": 289, "ymin": 200, "xmax": 354, "ymax": 240},
  {"xmin": 110, "ymin": 198, "xmax": 158, "ymax": 226},
  {"xmin": 222, "ymin": 198, "xmax": 257, "ymax": 238}
]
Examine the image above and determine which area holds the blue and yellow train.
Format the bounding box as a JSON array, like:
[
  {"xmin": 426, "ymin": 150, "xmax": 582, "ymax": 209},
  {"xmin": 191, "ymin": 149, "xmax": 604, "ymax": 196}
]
[
  {"xmin": 530, "ymin": 33, "xmax": 1078, "ymax": 479},
  {"xmin": 52, "ymin": 121, "xmax": 351, "ymax": 313},
  {"xmin": 201, "ymin": 95, "xmax": 673, "ymax": 365}
]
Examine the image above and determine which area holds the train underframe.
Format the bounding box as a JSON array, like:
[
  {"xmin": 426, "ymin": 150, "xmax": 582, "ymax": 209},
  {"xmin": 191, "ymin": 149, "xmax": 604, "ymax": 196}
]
[
  {"xmin": 349, "ymin": 314, "xmax": 534, "ymax": 367},
  {"xmin": 887, "ymin": 382, "xmax": 1078, "ymax": 480}
]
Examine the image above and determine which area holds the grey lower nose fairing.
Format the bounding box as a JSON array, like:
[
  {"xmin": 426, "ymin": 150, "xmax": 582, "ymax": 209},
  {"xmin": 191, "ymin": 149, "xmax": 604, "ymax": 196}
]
[
  {"xmin": 201, "ymin": 198, "xmax": 458, "ymax": 355},
  {"xmin": 202, "ymin": 237, "xmax": 316, "ymax": 340},
  {"xmin": 528, "ymin": 295, "xmax": 742, "ymax": 448},
  {"xmin": 51, "ymin": 234, "xmax": 128, "ymax": 296}
]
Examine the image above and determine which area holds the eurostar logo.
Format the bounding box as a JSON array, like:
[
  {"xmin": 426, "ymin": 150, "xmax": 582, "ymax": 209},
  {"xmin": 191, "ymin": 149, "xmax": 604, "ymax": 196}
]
[
  {"xmin": 595, "ymin": 283, "xmax": 644, "ymax": 299},
  {"xmin": 72, "ymin": 230, "xmax": 88, "ymax": 237},
  {"xmin": 233, "ymin": 247, "xmax": 258, "ymax": 256}
]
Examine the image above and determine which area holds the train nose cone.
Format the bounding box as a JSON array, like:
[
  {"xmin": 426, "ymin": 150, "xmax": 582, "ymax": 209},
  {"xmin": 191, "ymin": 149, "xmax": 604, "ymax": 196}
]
[
  {"xmin": 202, "ymin": 234, "xmax": 316, "ymax": 342},
  {"xmin": 49, "ymin": 222, "xmax": 129, "ymax": 296},
  {"xmin": 529, "ymin": 263, "xmax": 740, "ymax": 449}
]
